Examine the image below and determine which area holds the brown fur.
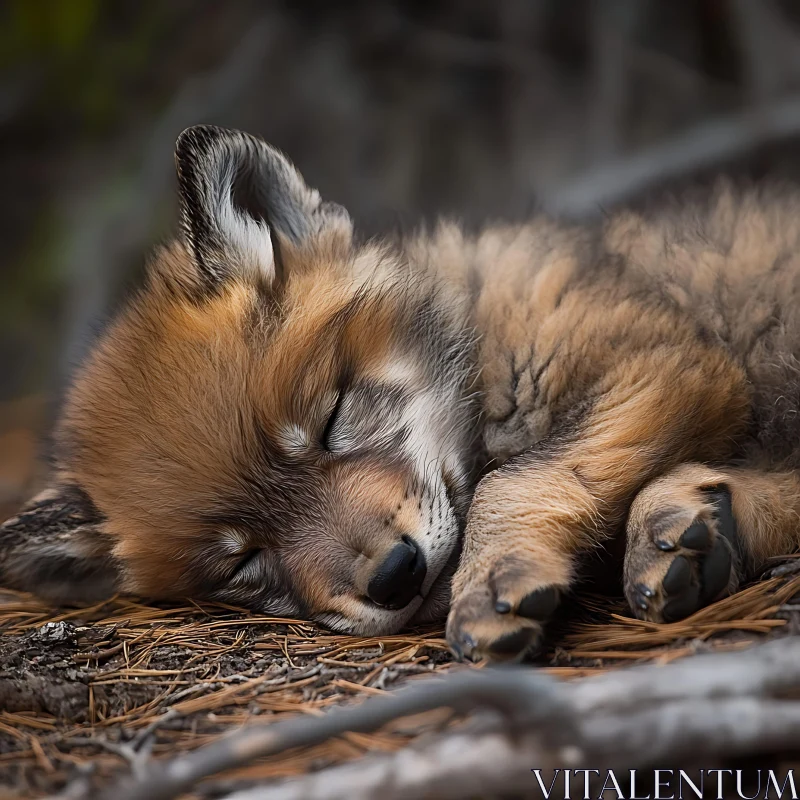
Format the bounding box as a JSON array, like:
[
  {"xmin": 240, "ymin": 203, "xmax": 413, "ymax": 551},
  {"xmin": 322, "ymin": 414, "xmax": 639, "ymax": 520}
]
[
  {"xmin": 443, "ymin": 183, "xmax": 800, "ymax": 660},
  {"xmin": 3, "ymin": 126, "xmax": 800, "ymax": 660},
  {"xmin": 61, "ymin": 240, "xmax": 401, "ymax": 597}
]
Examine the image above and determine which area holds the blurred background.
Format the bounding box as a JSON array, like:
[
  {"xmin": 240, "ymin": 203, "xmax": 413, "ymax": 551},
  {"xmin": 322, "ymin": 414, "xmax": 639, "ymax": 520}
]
[{"xmin": 3, "ymin": 0, "xmax": 800, "ymax": 517}]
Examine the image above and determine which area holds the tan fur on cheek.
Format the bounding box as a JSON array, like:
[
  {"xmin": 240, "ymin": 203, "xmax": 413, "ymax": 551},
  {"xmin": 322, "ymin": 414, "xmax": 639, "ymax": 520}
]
[
  {"xmin": 56, "ymin": 268, "xmax": 267, "ymax": 596},
  {"xmin": 286, "ymin": 464, "xmax": 422, "ymax": 608},
  {"xmin": 336, "ymin": 468, "xmax": 410, "ymax": 530}
]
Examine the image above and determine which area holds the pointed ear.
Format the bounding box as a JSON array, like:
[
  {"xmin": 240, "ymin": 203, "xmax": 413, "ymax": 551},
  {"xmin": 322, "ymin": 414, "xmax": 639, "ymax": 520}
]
[
  {"xmin": 174, "ymin": 124, "xmax": 352, "ymax": 291},
  {"xmin": 0, "ymin": 485, "xmax": 118, "ymax": 604}
]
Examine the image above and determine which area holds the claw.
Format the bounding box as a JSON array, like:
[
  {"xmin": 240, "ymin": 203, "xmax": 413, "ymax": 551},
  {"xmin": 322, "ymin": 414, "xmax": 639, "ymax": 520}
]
[
  {"xmin": 656, "ymin": 539, "xmax": 677, "ymax": 551},
  {"xmin": 451, "ymin": 631, "xmax": 479, "ymax": 662}
]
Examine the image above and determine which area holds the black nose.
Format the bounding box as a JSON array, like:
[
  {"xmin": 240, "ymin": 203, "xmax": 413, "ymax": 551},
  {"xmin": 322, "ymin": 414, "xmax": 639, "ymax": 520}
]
[{"xmin": 367, "ymin": 536, "xmax": 427, "ymax": 609}]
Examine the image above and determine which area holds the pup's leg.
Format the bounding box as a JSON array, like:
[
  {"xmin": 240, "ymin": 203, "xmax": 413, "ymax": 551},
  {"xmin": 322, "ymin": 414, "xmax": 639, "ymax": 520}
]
[{"xmin": 446, "ymin": 344, "xmax": 749, "ymax": 662}]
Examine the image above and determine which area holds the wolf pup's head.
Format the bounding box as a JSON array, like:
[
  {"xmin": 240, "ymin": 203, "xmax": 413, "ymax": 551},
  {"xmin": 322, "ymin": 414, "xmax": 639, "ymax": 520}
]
[{"xmin": 0, "ymin": 126, "xmax": 479, "ymax": 634}]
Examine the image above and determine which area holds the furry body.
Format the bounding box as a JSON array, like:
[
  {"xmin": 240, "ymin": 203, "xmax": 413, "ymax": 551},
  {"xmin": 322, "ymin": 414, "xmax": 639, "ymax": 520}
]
[
  {"xmin": 2, "ymin": 126, "xmax": 800, "ymax": 662},
  {"xmin": 432, "ymin": 188, "xmax": 800, "ymax": 659}
]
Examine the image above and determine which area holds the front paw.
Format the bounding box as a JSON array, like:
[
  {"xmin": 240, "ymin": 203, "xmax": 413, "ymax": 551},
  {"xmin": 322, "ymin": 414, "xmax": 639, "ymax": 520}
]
[
  {"xmin": 625, "ymin": 486, "xmax": 740, "ymax": 623},
  {"xmin": 446, "ymin": 553, "xmax": 567, "ymax": 662}
]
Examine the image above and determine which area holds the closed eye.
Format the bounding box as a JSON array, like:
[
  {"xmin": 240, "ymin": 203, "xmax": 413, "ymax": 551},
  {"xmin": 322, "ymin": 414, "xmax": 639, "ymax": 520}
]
[
  {"xmin": 321, "ymin": 391, "xmax": 344, "ymax": 451},
  {"xmin": 231, "ymin": 548, "xmax": 261, "ymax": 578}
]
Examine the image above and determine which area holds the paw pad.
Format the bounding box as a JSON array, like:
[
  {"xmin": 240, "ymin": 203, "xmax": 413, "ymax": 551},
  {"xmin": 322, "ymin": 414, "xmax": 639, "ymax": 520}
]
[
  {"xmin": 679, "ymin": 520, "xmax": 711, "ymax": 550},
  {"xmin": 517, "ymin": 586, "xmax": 560, "ymax": 620},
  {"xmin": 488, "ymin": 627, "xmax": 538, "ymax": 657}
]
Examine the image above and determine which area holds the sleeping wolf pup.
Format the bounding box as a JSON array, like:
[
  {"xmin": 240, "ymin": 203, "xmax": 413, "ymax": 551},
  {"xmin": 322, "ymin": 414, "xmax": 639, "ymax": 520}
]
[{"xmin": 3, "ymin": 125, "xmax": 800, "ymax": 662}]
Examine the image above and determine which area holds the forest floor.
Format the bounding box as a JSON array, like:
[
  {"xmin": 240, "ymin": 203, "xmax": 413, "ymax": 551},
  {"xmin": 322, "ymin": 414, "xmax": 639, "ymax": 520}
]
[{"xmin": 1, "ymin": 562, "xmax": 798, "ymax": 798}]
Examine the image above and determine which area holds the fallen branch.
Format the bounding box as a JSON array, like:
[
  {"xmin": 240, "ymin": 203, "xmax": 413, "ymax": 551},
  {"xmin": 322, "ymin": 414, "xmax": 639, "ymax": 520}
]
[
  {"xmin": 219, "ymin": 698, "xmax": 800, "ymax": 800},
  {"xmin": 568, "ymin": 633, "xmax": 800, "ymax": 713},
  {"xmin": 220, "ymin": 727, "xmax": 554, "ymax": 800},
  {"xmin": 103, "ymin": 637, "xmax": 800, "ymax": 800},
  {"xmin": 108, "ymin": 668, "xmax": 573, "ymax": 800},
  {"xmin": 583, "ymin": 698, "xmax": 800, "ymax": 765}
]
